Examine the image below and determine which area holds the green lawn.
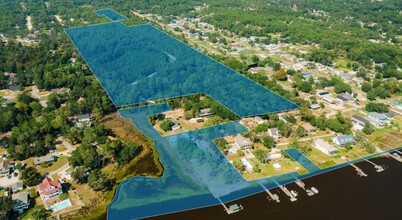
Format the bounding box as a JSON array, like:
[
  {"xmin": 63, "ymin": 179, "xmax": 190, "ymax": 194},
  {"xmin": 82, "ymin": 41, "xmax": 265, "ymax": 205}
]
[{"xmin": 36, "ymin": 156, "xmax": 68, "ymax": 175}]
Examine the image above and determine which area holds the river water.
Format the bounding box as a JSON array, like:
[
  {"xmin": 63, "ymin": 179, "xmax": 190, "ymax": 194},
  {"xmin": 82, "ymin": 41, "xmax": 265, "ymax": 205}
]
[{"xmin": 149, "ymin": 157, "xmax": 402, "ymax": 220}]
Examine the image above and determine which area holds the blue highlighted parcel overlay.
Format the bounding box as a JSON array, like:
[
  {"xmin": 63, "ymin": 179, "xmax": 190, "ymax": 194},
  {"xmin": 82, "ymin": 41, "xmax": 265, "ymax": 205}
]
[
  {"xmin": 94, "ymin": 9, "xmax": 128, "ymax": 21},
  {"xmin": 65, "ymin": 20, "xmax": 298, "ymax": 117},
  {"xmin": 64, "ymin": 10, "xmax": 401, "ymax": 220}
]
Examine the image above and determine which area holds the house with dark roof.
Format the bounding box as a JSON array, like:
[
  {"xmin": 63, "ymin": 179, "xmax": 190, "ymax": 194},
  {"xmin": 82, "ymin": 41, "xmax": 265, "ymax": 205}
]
[
  {"xmin": 351, "ymin": 114, "xmax": 370, "ymax": 126},
  {"xmin": 12, "ymin": 191, "xmax": 30, "ymax": 213},
  {"xmin": 336, "ymin": 94, "xmax": 354, "ymax": 104},
  {"xmin": 333, "ymin": 135, "xmax": 356, "ymax": 147}
]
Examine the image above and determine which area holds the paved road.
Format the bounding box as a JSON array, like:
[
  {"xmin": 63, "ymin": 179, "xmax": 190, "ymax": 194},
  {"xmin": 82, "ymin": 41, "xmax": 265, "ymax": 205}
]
[
  {"xmin": 48, "ymin": 162, "xmax": 69, "ymax": 177},
  {"xmin": 59, "ymin": 137, "xmax": 74, "ymax": 152}
]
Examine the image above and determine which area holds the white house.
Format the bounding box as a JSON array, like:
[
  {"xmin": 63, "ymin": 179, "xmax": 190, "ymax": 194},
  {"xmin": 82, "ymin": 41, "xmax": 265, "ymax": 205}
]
[
  {"xmin": 199, "ymin": 108, "xmax": 213, "ymax": 117},
  {"xmin": 267, "ymin": 128, "xmax": 281, "ymax": 140},
  {"xmin": 189, "ymin": 118, "xmax": 204, "ymax": 123},
  {"xmin": 266, "ymin": 153, "xmax": 282, "ymax": 161},
  {"xmin": 76, "ymin": 113, "xmax": 91, "ymax": 127},
  {"xmin": 313, "ymin": 139, "xmax": 338, "ymax": 156},
  {"xmin": 322, "ymin": 94, "xmax": 336, "ymax": 104},
  {"xmin": 171, "ymin": 123, "xmax": 181, "ymax": 131},
  {"xmin": 241, "ymin": 158, "xmax": 253, "ymax": 173},
  {"xmin": 234, "ymin": 134, "xmax": 252, "ymax": 149},
  {"xmin": 273, "ymin": 163, "xmax": 282, "ymax": 170},
  {"xmin": 333, "ymin": 135, "xmax": 356, "ymax": 147},
  {"xmin": 254, "ymin": 116, "xmax": 265, "ymax": 124}
]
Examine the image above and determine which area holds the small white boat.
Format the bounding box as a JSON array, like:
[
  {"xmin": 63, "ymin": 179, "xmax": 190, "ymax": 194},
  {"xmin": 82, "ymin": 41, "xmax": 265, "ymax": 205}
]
[
  {"xmin": 291, "ymin": 190, "xmax": 298, "ymax": 197},
  {"xmin": 311, "ymin": 187, "xmax": 319, "ymax": 194}
]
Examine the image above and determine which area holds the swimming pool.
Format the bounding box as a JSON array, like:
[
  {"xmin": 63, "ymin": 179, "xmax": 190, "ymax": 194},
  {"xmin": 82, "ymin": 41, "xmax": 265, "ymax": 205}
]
[{"xmin": 51, "ymin": 199, "xmax": 72, "ymax": 212}]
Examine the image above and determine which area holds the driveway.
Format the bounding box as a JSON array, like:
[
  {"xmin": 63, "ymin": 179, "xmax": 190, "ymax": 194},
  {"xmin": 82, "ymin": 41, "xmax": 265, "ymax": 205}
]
[{"xmin": 0, "ymin": 170, "xmax": 19, "ymax": 188}]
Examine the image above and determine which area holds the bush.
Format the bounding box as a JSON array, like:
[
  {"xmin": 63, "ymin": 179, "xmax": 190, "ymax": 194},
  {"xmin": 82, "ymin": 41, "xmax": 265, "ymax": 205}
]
[{"xmin": 60, "ymin": 193, "xmax": 69, "ymax": 201}]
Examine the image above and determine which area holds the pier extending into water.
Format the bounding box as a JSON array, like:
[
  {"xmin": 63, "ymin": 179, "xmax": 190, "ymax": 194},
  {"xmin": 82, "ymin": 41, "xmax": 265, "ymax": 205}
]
[
  {"xmin": 217, "ymin": 197, "xmax": 243, "ymax": 215},
  {"xmin": 258, "ymin": 181, "xmax": 280, "ymax": 203},
  {"xmin": 364, "ymin": 159, "xmax": 384, "ymax": 172}
]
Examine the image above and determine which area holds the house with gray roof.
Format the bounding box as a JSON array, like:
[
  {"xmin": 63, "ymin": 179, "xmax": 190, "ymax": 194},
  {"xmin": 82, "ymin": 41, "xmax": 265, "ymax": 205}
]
[
  {"xmin": 267, "ymin": 128, "xmax": 281, "ymax": 140},
  {"xmin": 234, "ymin": 134, "xmax": 252, "ymax": 149},
  {"xmin": 12, "ymin": 181, "xmax": 24, "ymax": 192},
  {"xmin": 368, "ymin": 112, "xmax": 388, "ymax": 127},
  {"xmin": 0, "ymin": 160, "xmax": 12, "ymax": 175},
  {"xmin": 76, "ymin": 113, "xmax": 92, "ymax": 127},
  {"xmin": 333, "ymin": 135, "xmax": 356, "ymax": 147},
  {"xmin": 12, "ymin": 191, "xmax": 30, "ymax": 213},
  {"xmin": 34, "ymin": 155, "xmax": 55, "ymax": 166}
]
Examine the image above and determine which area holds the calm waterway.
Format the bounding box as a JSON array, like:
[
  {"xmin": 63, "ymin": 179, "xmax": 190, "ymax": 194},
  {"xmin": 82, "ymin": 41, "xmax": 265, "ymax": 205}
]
[{"xmin": 148, "ymin": 157, "xmax": 402, "ymax": 220}]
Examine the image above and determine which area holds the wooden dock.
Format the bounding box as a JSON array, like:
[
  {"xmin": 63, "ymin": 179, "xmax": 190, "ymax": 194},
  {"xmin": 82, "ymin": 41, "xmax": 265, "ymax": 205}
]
[
  {"xmin": 364, "ymin": 159, "xmax": 384, "ymax": 172},
  {"xmin": 258, "ymin": 181, "xmax": 280, "ymax": 203},
  {"xmin": 279, "ymin": 185, "xmax": 297, "ymax": 202}
]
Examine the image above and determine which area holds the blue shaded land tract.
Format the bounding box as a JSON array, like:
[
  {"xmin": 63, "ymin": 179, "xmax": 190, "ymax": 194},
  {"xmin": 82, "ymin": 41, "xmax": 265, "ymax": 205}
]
[
  {"xmin": 65, "ymin": 23, "xmax": 298, "ymax": 117},
  {"xmin": 284, "ymin": 148, "xmax": 320, "ymax": 173},
  {"xmin": 94, "ymin": 9, "xmax": 128, "ymax": 21}
]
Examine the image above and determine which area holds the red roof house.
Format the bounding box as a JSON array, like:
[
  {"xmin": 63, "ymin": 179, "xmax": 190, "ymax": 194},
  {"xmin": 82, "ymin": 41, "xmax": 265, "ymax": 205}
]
[{"xmin": 37, "ymin": 177, "xmax": 63, "ymax": 201}]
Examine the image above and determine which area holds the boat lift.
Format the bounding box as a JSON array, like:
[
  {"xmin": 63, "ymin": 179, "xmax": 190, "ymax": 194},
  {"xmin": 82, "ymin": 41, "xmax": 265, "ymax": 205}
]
[
  {"xmin": 377, "ymin": 142, "xmax": 402, "ymax": 163},
  {"xmin": 290, "ymin": 173, "xmax": 315, "ymax": 196},
  {"xmin": 343, "ymin": 157, "xmax": 368, "ymax": 177},
  {"xmin": 364, "ymin": 158, "xmax": 384, "ymax": 172},
  {"xmin": 217, "ymin": 197, "xmax": 243, "ymax": 215},
  {"xmin": 258, "ymin": 181, "xmax": 280, "ymax": 203},
  {"xmin": 272, "ymin": 178, "xmax": 297, "ymax": 202}
]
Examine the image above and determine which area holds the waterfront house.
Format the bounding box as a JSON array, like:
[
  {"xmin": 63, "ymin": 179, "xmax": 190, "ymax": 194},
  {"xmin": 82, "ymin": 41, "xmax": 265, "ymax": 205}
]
[
  {"xmin": 234, "ymin": 134, "xmax": 252, "ymax": 150},
  {"xmin": 313, "ymin": 139, "xmax": 338, "ymax": 156},
  {"xmin": 267, "ymin": 128, "xmax": 281, "ymax": 140},
  {"xmin": 38, "ymin": 177, "xmax": 63, "ymax": 201},
  {"xmin": 333, "ymin": 135, "xmax": 356, "ymax": 147},
  {"xmin": 12, "ymin": 191, "xmax": 30, "ymax": 214}
]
